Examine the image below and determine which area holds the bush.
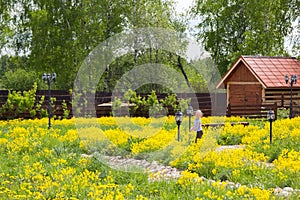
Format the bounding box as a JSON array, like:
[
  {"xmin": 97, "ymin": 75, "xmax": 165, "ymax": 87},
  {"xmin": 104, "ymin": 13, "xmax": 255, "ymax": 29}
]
[
  {"xmin": 121, "ymin": 89, "xmax": 190, "ymax": 117},
  {"xmin": 1, "ymin": 68, "xmax": 39, "ymax": 91},
  {"xmin": 0, "ymin": 83, "xmax": 38, "ymax": 119}
]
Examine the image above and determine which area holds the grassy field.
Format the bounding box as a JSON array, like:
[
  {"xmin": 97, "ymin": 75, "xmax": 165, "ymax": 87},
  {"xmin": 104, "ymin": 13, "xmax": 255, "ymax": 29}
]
[{"xmin": 0, "ymin": 116, "xmax": 299, "ymax": 199}]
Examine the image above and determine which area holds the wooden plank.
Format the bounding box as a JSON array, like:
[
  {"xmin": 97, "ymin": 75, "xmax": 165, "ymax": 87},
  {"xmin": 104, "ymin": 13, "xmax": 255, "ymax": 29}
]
[
  {"xmin": 226, "ymin": 63, "xmax": 258, "ymax": 82},
  {"xmin": 0, "ymin": 91, "xmax": 228, "ymax": 119},
  {"xmin": 227, "ymin": 103, "xmax": 277, "ymax": 119},
  {"xmin": 203, "ymin": 122, "xmax": 249, "ymax": 128}
]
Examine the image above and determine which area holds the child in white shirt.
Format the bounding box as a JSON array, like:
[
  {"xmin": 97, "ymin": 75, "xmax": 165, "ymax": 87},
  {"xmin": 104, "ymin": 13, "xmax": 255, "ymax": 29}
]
[{"xmin": 189, "ymin": 110, "xmax": 203, "ymax": 143}]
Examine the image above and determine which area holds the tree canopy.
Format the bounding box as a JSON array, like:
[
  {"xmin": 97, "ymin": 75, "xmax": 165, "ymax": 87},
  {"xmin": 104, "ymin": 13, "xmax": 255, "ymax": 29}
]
[
  {"xmin": 191, "ymin": 0, "xmax": 299, "ymax": 75},
  {"xmin": 0, "ymin": 0, "xmax": 299, "ymax": 91}
]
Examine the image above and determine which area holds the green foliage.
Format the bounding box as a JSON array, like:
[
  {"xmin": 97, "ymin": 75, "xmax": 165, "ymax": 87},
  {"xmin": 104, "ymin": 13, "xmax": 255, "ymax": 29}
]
[
  {"xmin": 122, "ymin": 90, "xmax": 191, "ymax": 116},
  {"xmin": 160, "ymin": 93, "xmax": 177, "ymax": 113},
  {"xmin": 160, "ymin": 93, "xmax": 177, "ymax": 108},
  {"xmin": 124, "ymin": 136, "xmax": 146, "ymax": 153},
  {"xmin": 35, "ymin": 95, "xmax": 47, "ymax": 118},
  {"xmin": 0, "ymin": 0, "xmax": 179, "ymax": 90},
  {"xmin": 112, "ymin": 97, "xmax": 122, "ymax": 116},
  {"xmin": 123, "ymin": 89, "xmax": 136, "ymax": 102},
  {"xmin": 217, "ymin": 134, "xmax": 243, "ymax": 146},
  {"xmin": 191, "ymin": 160, "xmax": 216, "ymax": 179},
  {"xmin": 192, "ymin": 0, "xmax": 298, "ymax": 75},
  {"xmin": 2, "ymin": 68, "xmax": 39, "ymax": 91},
  {"xmin": 277, "ymin": 108, "xmax": 289, "ymax": 119},
  {"xmin": 0, "ymin": 83, "xmax": 37, "ymax": 119},
  {"xmin": 254, "ymin": 135, "xmax": 300, "ymax": 163},
  {"xmin": 147, "ymin": 91, "xmax": 164, "ymax": 116},
  {"xmin": 50, "ymin": 97, "xmax": 57, "ymax": 118},
  {"xmin": 1, "ymin": 0, "xmax": 298, "ymax": 92},
  {"xmin": 62, "ymin": 100, "xmax": 70, "ymax": 119},
  {"xmin": 0, "ymin": 56, "xmax": 28, "ymax": 79},
  {"xmin": 177, "ymin": 98, "xmax": 190, "ymax": 113}
]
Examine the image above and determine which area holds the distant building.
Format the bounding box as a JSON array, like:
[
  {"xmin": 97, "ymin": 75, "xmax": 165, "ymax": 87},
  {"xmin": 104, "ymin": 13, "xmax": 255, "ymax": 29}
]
[{"xmin": 217, "ymin": 56, "xmax": 300, "ymax": 107}]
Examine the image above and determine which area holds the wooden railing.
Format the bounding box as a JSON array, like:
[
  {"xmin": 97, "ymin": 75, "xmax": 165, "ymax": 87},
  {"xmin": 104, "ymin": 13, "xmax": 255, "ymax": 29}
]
[
  {"xmin": 227, "ymin": 103, "xmax": 278, "ymax": 119},
  {"xmin": 203, "ymin": 121, "xmax": 249, "ymax": 128},
  {"xmin": 264, "ymin": 91, "xmax": 300, "ymax": 108}
]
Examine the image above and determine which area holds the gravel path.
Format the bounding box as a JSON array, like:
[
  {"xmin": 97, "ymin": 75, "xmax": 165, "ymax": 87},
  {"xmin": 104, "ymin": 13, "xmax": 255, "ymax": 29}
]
[{"xmin": 82, "ymin": 145, "xmax": 300, "ymax": 197}]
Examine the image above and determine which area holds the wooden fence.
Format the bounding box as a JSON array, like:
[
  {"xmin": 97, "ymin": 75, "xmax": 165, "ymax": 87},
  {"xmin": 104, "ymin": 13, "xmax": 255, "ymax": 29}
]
[
  {"xmin": 264, "ymin": 92, "xmax": 300, "ymax": 118},
  {"xmin": 265, "ymin": 92, "xmax": 300, "ymax": 108},
  {"xmin": 76, "ymin": 92, "xmax": 227, "ymax": 117},
  {"xmin": 227, "ymin": 103, "xmax": 278, "ymax": 119},
  {"xmin": 0, "ymin": 90, "xmax": 299, "ymax": 119}
]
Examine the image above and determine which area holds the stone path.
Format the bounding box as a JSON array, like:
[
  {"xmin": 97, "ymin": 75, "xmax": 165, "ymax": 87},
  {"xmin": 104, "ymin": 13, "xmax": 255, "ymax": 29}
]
[
  {"xmin": 82, "ymin": 146, "xmax": 300, "ymax": 198},
  {"xmin": 102, "ymin": 155, "xmax": 182, "ymax": 181},
  {"xmin": 215, "ymin": 145, "xmax": 246, "ymax": 152}
]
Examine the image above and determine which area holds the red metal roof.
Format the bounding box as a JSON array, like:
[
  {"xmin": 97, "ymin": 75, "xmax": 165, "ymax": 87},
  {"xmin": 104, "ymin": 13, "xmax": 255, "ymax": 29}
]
[{"xmin": 217, "ymin": 55, "xmax": 300, "ymax": 89}]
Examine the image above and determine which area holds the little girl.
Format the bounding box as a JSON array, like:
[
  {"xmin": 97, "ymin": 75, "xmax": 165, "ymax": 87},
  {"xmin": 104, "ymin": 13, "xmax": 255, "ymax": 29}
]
[{"xmin": 189, "ymin": 110, "xmax": 203, "ymax": 143}]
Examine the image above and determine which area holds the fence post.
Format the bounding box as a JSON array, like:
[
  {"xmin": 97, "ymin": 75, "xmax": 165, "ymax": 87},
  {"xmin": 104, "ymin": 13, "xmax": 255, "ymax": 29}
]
[
  {"xmin": 273, "ymin": 102, "xmax": 278, "ymax": 120},
  {"xmin": 227, "ymin": 103, "xmax": 231, "ymax": 117},
  {"xmin": 281, "ymin": 93, "xmax": 284, "ymax": 107},
  {"xmin": 211, "ymin": 93, "xmax": 215, "ymax": 116}
]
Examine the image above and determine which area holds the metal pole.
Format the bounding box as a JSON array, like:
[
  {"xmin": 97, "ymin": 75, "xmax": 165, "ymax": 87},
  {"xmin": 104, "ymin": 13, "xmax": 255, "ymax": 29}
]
[
  {"xmin": 290, "ymin": 82, "xmax": 293, "ymax": 119},
  {"xmin": 177, "ymin": 125, "xmax": 180, "ymax": 141},
  {"xmin": 188, "ymin": 114, "xmax": 191, "ymax": 130},
  {"xmin": 48, "ymin": 79, "xmax": 51, "ymax": 129},
  {"xmin": 270, "ymin": 120, "xmax": 272, "ymax": 144}
]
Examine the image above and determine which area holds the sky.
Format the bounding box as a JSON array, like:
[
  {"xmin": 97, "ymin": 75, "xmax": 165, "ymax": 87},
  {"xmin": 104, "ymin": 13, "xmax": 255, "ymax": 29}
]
[
  {"xmin": 173, "ymin": 0, "xmax": 200, "ymax": 36},
  {"xmin": 174, "ymin": 0, "xmax": 194, "ymax": 13}
]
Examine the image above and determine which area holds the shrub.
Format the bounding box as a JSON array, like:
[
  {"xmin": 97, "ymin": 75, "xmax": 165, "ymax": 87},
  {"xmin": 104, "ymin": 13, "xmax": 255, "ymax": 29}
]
[
  {"xmin": 0, "ymin": 83, "xmax": 37, "ymax": 119},
  {"xmin": 62, "ymin": 100, "xmax": 70, "ymax": 119},
  {"xmin": 1, "ymin": 68, "xmax": 39, "ymax": 91},
  {"xmin": 122, "ymin": 89, "xmax": 190, "ymax": 117}
]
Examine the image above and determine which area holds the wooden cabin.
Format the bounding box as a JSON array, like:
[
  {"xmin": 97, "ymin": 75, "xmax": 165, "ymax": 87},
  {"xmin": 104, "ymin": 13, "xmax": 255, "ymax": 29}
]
[{"xmin": 216, "ymin": 56, "xmax": 300, "ymax": 108}]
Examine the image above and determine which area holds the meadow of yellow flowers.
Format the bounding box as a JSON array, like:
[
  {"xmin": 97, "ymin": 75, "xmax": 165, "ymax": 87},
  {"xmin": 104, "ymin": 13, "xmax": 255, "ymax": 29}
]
[{"xmin": 0, "ymin": 116, "xmax": 299, "ymax": 199}]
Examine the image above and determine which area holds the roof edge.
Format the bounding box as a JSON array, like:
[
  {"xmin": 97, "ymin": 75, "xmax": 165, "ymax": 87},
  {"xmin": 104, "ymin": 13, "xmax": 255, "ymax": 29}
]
[
  {"xmin": 216, "ymin": 55, "xmax": 299, "ymax": 89},
  {"xmin": 241, "ymin": 55, "xmax": 298, "ymax": 59},
  {"xmin": 216, "ymin": 56, "xmax": 243, "ymax": 89},
  {"xmin": 216, "ymin": 55, "xmax": 267, "ymax": 89},
  {"xmin": 241, "ymin": 56, "xmax": 267, "ymax": 88}
]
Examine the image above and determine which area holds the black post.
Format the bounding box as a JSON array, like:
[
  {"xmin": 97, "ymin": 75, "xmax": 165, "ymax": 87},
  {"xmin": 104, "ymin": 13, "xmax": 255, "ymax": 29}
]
[
  {"xmin": 289, "ymin": 84, "xmax": 293, "ymax": 119},
  {"xmin": 177, "ymin": 124, "xmax": 180, "ymax": 142},
  {"xmin": 269, "ymin": 120, "xmax": 273, "ymax": 144},
  {"xmin": 188, "ymin": 114, "xmax": 191, "ymax": 130},
  {"xmin": 42, "ymin": 73, "xmax": 56, "ymax": 129},
  {"xmin": 267, "ymin": 109, "xmax": 275, "ymax": 144},
  {"xmin": 175, "ymin": 110, "xmax": 182, "ymax": 142},
  {"xmin": 48, "ymin": 79, "xmax": 51, "ymax": 129}
]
